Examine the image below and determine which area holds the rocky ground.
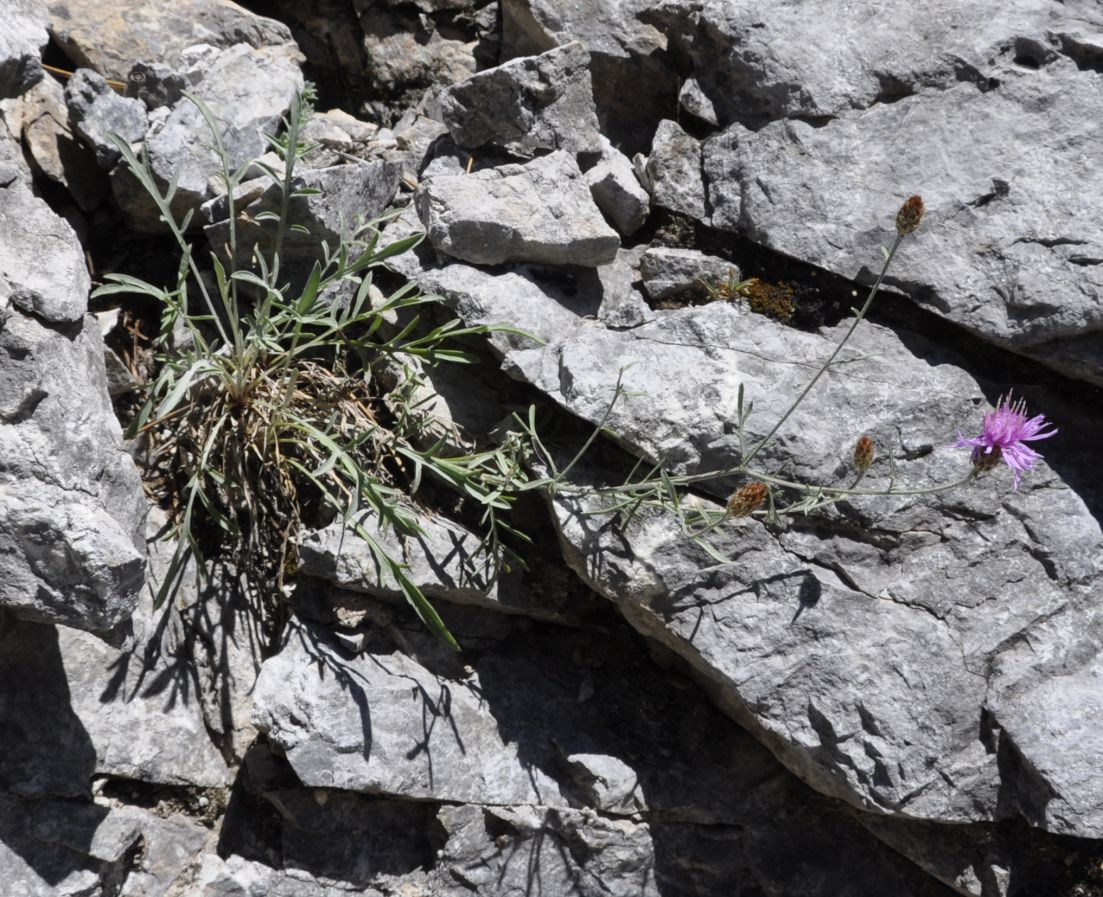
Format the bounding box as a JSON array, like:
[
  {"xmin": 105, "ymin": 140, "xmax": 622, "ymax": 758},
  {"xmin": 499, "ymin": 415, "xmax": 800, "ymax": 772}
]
[{"xmin": 2, "ymin": 0, "xmax": 1103, "ymax": 895}]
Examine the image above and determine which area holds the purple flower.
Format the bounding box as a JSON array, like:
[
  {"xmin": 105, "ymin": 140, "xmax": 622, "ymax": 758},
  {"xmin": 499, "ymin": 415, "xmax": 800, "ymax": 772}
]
[{"xmin": 953, "ymin": 393, "xmax": 1057, "ymax": 489}]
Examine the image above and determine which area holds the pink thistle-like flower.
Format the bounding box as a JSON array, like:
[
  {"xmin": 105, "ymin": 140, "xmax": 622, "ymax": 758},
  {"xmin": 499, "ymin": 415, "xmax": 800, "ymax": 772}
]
[{"xmin": 953, "ymin": 393, "xmax": 1057, "ymax": 489}]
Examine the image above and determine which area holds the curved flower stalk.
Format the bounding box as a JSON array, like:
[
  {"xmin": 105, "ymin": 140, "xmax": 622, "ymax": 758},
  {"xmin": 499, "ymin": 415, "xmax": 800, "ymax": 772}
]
[{"xmin": 527, "ymin": 195, "xmax": 1057, "ymax": 561}]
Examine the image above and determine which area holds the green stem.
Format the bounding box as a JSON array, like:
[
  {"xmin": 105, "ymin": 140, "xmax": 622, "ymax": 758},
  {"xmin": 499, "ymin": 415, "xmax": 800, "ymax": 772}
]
[{"xmin": 740, "ymin": 231, "xmax": 906, "ymax": 468}]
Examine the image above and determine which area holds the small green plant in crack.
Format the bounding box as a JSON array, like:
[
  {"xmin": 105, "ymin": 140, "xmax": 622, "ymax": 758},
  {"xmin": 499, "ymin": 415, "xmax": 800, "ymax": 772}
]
[{"xmin": 96, "ymin": 90, "xmax": 532, "ymax": 649}]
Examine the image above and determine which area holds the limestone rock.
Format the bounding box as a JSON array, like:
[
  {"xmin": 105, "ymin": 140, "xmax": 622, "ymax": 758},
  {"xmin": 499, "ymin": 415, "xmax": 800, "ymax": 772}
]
[
  {"xmin": 0, "ymin": 0, "xmax": 47, "ymax": 99},
  {"xmin": 56, "ymin": 574, "xmax": 236, "ymax": 788},
  {"xmin": 0, "ymin": 793, "xmax": 143, "ymax": 895},
  {"xmin": 8, "ymin": 74, "xmax": 107, "ymax": 210},
  {"xmin": 65, "ymin": 68, "xmax": 147, "ymax": 167},
  {"xmin": 640, "ymin": 119, "xmax": 706, "ymax": 220},
  {"xmin": 253, "ymin": 619, "xmax": 570, "ymax": 804},
  {"xmin": 47, "ymin": 0, "xmax": 296, "ymax": 83},
  {"xmin": 299, "ymin": 506, "xmax": 582, "ymax": 623},
  {"xmin": 440, "ymin": 41, "xmax": 603, "ymax": 154},
  {"xmin": 0, "ymin": 307, "xmax": 146, "ymax": 632},
  {"xmin": 203, "ymin": 159, "xmax": 402, "ymax": 272},
  {"xmin": 500, "ymin": 0, "xmax": 674, "ymax": 152},
  {"xmin": 499, "ymin": 302, "xmax": 1103, "ymax": 837},
  {"xmin": 639, "ymin": 246, "xmax": 739, "ymax": 301},
  {"xmin": 586, "ymin": 141, "xmax": 650, "ymax": 236},
  {"xmin": 703, "ymin": 66, "xmax": 1103, "ymax": 385},
  {"xmin": 415, "ymin": 150, "xmax": 620, "ymax": 266},
  {"xmin": 648, "ymin": 0, "xmax": 1088, "ymax": 128},
  {"xmin": 0, "ymin": 173, "xmax": 90, "ymax": 322},
  {"xmin": 112, "ymin": 42, "xmax": 303, "ymax": 230}
]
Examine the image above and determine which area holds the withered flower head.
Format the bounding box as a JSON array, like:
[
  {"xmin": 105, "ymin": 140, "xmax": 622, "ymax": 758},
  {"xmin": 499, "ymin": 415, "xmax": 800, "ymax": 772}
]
[
  {"xmin": 726, "ymin": 482, "xmax": 768, "ymax": 518},
  {"xmin": 853, "ymin": 434, "xmax": 875, "ymax": 473},
  {"xmin": 895, "ymin": 195, "xmax": 924, "ymax": 236}
]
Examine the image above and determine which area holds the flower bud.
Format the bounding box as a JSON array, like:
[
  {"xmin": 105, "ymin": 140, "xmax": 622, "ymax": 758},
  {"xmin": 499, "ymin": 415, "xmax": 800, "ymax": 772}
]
[
  {"xmin": 726, "ymin": 482, "xmax": 768, "ymax": 518},
  {"xmin": 853, "ymin": 434, "xmax": 875, "ymax": 473},
  {"xmin": 971, "ymin": 444, "xmax": 1003, "ymax": 473},
  {"xmin": 895, "ymin": 195, "xmax": 924, "ymax": 236}
]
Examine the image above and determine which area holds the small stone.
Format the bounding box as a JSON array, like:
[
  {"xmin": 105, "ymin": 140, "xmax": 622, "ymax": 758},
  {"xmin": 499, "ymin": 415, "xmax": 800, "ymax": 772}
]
[
  {"xmin": 66, "ymin": 68, "xmax": 148, "ymax": 167},
  {"xmin": 642, "ymin": 119, "xmax": 707, "ymax": 221},
  {"xmin": 586, "ymin": 142, "xmax": 650, "ymax": 236},
  {"xmin": 416, "ymin": 150, "xmax": 620, "ymax": 267},
  {"xmin": 441, "ymin": 41, "xmax": 603, "ymax": 154}
]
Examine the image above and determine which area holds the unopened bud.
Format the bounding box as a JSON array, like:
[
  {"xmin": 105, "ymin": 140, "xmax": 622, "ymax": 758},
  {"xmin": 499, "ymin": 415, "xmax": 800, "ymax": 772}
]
[
  {"xmin": 853, "ymin": 434, "xmax": 875, "ymax": 473},
  {"xmin": 971, "ymin": 445, "xmax": 1002, "ymax": 473},
  {"xmin": 895, "ymin": 195, "xmax": 924, "ymax": 236},
  {"xmin": 726, "ymin": 482, "xmax": 768, "ymax": 518}
]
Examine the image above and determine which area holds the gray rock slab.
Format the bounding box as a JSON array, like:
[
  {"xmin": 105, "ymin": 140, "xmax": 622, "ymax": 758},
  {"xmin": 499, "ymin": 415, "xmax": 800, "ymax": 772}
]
[
  {"xmin": 435, "ymin": 804, "xmax": 659, "ymax": 897},
  {"xmin": 0, "ymin": 0, "xmax": 47, "ymax": 99},
  {"xmin": 299, "ymin": 507, "xmax": 585, "ymax": 623},
  {"xmin": 0, "ymin": 173, "xmax": 90, "ymax": 322},
  {"xmin": 114, "ymin": 809, "xmax": 210, "ymax": 897},
  {"xmin": 500, "ymin": 0, "xmax": 673, "ymax": 152},
  {"xmin": 261, "ymin": 788, "xmax": 434, "ymax": 890},
  {"xmin": 65, "ymin": 68, "xmax": 146, "ymax": 167},
  {"xmin": 56, "ymin": 577, "xmax": 236, "ymax": 788},
  {"xmin": 195, "ymin": 854, "xmax": 369, "ymax": 897},
  {"xmin": 0, "ymin": 309, "xmax": 146, "ymax": 632},
  {"xmin": 112, "ymin": 42, "xmax": 303, "ymax": 230},
  {"xmin": 253, "ymin": 619, "xmax": 569, "ymax": 804},
  {"xmin": 0, "ymin": 616, "xmax": 97, "ymax": 798},
  {"xmin": 703, "ymin": 66, "xmax": 1103, "ymax": 384},
  {"xmin": 358, "ymin": 3, "xmax": 477, "ymax": 105},
  {"xmin": 203, "ymin": 159, "xmax": 402, "ymax": 273},
  {"xmin": 8, "ymin": 74, "xmax": 107, "ymax": 210},
  {"xmin": 0, "ymin": 792, "xmax": 143, "ymax": 897},
  {"xmin": 441, "ymin": 41, "xmax": 603, "ymax": 154},
  {"xmin": 415, "ymin": 149, "xmax": 620, "ymax": 266},
  {"xmin": 46, "ymin": 0, "xmax": 296, "ymax": 83},
  {"xmin": 586, "ymin": 142, "xmax": 650, "ymax": 236},
  {"xmin": 641, "ymin": 118, "xmax": 706, "ymax": 220},
  {"xmin": 649, "ymin": 0, "xmax": 1093, "ymax": 128},
  {"xmin": 639, "ymin": 245, "xmax": 739, "ymax": 301},
  {"xmin": 502, "ymin": 301, "xmax": 1103, "ymax": 837}
]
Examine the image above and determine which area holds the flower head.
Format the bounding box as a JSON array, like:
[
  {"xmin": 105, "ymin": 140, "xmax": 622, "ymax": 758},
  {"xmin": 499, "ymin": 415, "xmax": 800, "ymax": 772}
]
[
  {"xmin": 952, "ymin": 393, "xmax": 1057, "ymax": 489},
  {"xmin": 895, "ymin": 195, "xmax": 924, "ymax": 236},
  {"xmin": 726, "ymin": 482, "xmax": 768, "ymax": 518},
  {"xmin": 853, "ymin": 434, "xmax": 875, "ymax": 473}
]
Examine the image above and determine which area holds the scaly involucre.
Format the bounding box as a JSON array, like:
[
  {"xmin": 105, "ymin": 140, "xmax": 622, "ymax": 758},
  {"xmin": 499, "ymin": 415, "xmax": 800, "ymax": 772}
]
[{"xmin": 953, "ymin": 393, "xmax": 1057, "ymax": 489}]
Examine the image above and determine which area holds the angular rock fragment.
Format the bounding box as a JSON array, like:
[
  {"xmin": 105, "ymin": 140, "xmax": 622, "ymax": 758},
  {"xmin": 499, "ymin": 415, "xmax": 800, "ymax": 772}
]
[
  {"xmin": 203, "ymin": 159, "xmax": 402, "ymax": 272},
  {"xmin": 440, "ymin": 41, "xmax": 603, "ymax": 154},
  {"xmin": 416, "ymin": 149, "xmax": 620, "ymax": 266},
  {"xmin": 299, "ymin": 506, "xmax": 585, "ymax": 623},
  {"xmin": 0, "ymin": 0, "xmax": 47, "ymax": 99},
  {"xmin": 0, "ymin": 280, "xmax": 146, "ymax": 632},
  {"xmin": 111, "ymin": 42, "xmax": 303, "ymax": 230},
  {"xmin": 0, "ymin": 793, "xmax": 143, "ymax": 895},
  {"xmin": 703, "ymin": 67, "xmax": 1103, "ymax": 385},
  {"xmin": 46, "ymin": 0, "xmax": 296, "ymax": 83},
  {"xmin": 9, "ymin": 74, "xmax": 107, "ymax": 209},
  {"xmin": 640, "ymin": 119, "xmax": 706, "ymax": 220},
  {"xmin": 0, "ymin": 174, "xmax": 90, "ymax": 322},
  {"xmin": 586, "ymin": 140, "xmax": 650, "ymax": 236},
  {"xmin": 253, "ymin": 619, "xmax": 570, "ymax": 804},
  {"xmin": 56, "ymin": 579, "xmax": 236, "ymax": 787},
  {"xmin": 647, "ymin": 0, "xmax": 1067, "ymax": 128},
  {"xmin": 639, "ymin": 245, "xmax": 739, "ymax": 301},
  {"xmin": 65, "ymin": 68, "xmax": 147, "ymax": 167},
  {"xmin": 500, "ymin": 0, "xmax": 673, "ymax": 151}
]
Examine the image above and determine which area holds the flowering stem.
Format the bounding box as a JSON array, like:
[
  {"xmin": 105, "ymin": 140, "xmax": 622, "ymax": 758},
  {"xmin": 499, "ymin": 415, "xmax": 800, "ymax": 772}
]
[
  {"xmin": 740, "ymin": 231, "xmax": 907, "ymax": 469},
  {"xmin": 750, "ymin": 468, "xmax": 976, "ymax": 499}
]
